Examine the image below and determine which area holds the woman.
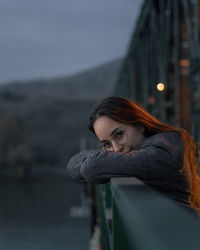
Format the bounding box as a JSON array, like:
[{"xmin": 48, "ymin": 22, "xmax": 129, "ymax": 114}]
[{"xmin": 67, "ymin": 96, "xmax": 200, "ymax": 209}]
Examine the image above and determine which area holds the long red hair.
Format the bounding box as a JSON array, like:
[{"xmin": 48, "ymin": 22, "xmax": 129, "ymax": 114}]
[{"xmin": 89, "ymin": 96, "xmax": 200, "ymax": 208}]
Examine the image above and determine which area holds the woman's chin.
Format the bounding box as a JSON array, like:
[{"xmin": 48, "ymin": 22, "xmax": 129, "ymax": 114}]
[{"xmin": 123, "ymin": 147, "xmax": 134, "ymax": 153}]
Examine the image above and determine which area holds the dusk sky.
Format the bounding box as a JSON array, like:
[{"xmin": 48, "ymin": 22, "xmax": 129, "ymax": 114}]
[{"xmin": 0, "ymin": 0, "xmax": 143, "ymax": 84}]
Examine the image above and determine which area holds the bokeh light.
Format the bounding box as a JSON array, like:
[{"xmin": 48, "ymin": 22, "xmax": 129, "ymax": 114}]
[{"xmin": 156, "ymin": 82, "xmax": 165, "ymax": 91}]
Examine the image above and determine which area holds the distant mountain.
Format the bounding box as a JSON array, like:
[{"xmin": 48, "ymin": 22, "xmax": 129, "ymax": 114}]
[{"xmin": 0, "ymin": 58, "xmax": 123, "ymax": 100}]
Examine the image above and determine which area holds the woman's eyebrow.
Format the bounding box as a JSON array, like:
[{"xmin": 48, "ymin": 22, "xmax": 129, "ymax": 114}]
[
  {"xmin": 100, "ymin": 139, "xmax": 107, "ymax": 143},
  {"xmin": 110, "ymin": 127, "xmax": 120, "ymax": 137}
]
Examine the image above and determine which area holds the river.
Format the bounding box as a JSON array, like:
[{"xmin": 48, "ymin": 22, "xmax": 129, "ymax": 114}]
[{"xmin": 0, "ymin": 178, "xmax": 90, "ymax": 250}]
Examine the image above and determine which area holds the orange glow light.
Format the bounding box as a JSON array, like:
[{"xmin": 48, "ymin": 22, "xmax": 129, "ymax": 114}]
[
  {"xmin": 148, "ymin": 97, "xmax": 155, "ymax": 104},
  {"xmin": 179, "ymin": 59, "xmax": 190, "ymax": 67},
  {"xmin": 156, "ymin": 83, "xmax": 165, "ymax": 92}
]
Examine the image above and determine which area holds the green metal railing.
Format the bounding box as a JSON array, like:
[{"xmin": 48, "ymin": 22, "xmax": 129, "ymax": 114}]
[{"xmin": 97, "ymin": 177, "xmax": 200, "ymax": 250}]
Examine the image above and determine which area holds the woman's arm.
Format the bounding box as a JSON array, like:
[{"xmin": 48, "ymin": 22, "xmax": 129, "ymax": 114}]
[
  {"xmin": 67, "ymin": 132, "xmax": 183, "ymax": 185},
  {"xmin": 80, "ymin": 146, "xmax": 177, "ymax": 184}
]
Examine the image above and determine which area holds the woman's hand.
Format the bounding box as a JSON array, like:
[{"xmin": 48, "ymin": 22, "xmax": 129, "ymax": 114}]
[{"xmin": 66, "ymin": 150, "xmax": 98, "ymax": 180}]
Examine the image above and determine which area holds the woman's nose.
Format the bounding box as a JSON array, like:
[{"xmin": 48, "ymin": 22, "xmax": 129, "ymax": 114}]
[{"xmin": 112, "ymin": 141, "xmax": 123, "ymax": 152}]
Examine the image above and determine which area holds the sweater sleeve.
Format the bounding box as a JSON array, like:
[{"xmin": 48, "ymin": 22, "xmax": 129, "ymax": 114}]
[{"xmin": 80, "ymin": 132, "xmax": 184, "ymax": 187}]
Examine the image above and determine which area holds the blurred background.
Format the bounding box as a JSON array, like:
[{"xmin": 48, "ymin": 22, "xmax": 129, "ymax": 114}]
[
  {"xmin": 0, "ymin": 0, "xmax": 200, "ymax": 249},
  {"xmin": 0, "ymin": 0, "xmax": 143, "ymax": 249}
]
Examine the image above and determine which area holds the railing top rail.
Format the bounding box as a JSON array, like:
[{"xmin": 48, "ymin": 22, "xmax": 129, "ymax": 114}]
[{"xmin": 104, "ymin": 177, "xmax": 200, "ymax": 250}]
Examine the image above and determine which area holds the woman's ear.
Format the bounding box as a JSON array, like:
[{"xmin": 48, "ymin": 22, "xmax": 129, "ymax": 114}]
[{"xmin": 137, "ymin": 125, "xmax": 145, "ymax": 134}]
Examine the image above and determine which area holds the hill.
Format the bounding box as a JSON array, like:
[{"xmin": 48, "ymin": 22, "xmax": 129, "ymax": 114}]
[{"xmin": 0, "ymin": 58, "xmax": 122, "ymax": 99}]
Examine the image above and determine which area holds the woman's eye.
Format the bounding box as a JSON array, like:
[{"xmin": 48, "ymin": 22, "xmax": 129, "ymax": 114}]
[
  {"xmin": 103, "ymin": 141, "xmax": 112, "ymax": 148},
  {"xmin": 114, "ymin": 130, "xmax": 124, "ymax": 138}
]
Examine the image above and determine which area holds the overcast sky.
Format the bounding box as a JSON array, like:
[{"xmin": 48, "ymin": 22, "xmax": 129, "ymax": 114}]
[{"xmin": 0, "ymin": 0, "xmax": 143, "ymax": 84}]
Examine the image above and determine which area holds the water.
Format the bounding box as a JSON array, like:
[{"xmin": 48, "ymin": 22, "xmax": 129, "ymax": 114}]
[{"xmin": 0, "ymin": 179, "xmax": 90, "ymax": 250}]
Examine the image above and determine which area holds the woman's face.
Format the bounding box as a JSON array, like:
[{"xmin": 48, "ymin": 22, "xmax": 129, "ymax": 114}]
[{"xmin": 93, "ymin": 116, "xmax": 145, "ymax": 153}]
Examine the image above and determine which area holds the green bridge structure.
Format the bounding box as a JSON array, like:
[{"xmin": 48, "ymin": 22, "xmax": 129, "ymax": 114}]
[
  {"xmin": 114, "ymin": 0, "xmax": 200, "ymax": 142},
  {"xmin": 92, "ymin": 0, "xmax": 200, "ymax": 249}
]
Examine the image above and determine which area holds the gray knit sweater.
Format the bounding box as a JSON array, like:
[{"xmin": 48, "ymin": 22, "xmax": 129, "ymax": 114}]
[{"xmin": 67, "ymin": 131, "xmax": 190, "ymax": 205}]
